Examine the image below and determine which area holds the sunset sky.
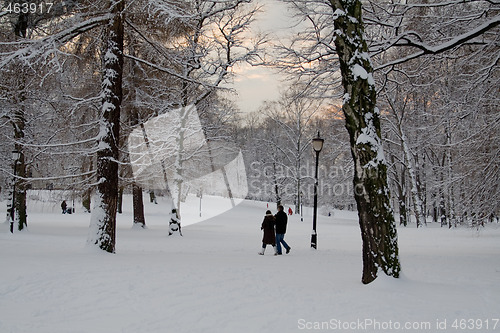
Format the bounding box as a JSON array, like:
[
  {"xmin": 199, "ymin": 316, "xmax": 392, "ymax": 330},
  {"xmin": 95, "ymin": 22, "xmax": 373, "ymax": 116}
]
[{"xmin": 230, "ymin": 0, "xmax": 298, "ymax": 115}]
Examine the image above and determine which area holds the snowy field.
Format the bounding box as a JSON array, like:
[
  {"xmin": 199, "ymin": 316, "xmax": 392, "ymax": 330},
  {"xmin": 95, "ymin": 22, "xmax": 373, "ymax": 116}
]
[{"xmin": 1, "ymin": 192, "xmax": 499, "ymax": 333}]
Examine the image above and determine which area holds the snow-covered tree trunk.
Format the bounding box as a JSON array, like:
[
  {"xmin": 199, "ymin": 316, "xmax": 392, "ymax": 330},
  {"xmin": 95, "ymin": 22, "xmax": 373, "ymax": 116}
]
[
  {"xmin": 173, "ymin": 105, "xmax": 189, "ymax": 218},
  {"xmin": 388, "ymin": 103, "xmax": 426, "ymax": 228},
  {"xmin": 401, "ymin": 131, "xmax": 425, "ymax": 228},
  {"xmin": 330, "ymin": 0, "xmax": 401, "ymax": 284},
  {"xmin": 87, "ymin": 0, "xmax": 124, "ymax": 253}
]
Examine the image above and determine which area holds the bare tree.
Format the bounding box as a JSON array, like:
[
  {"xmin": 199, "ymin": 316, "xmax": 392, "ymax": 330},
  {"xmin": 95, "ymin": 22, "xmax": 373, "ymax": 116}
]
[
  {"xmin": 259, "ymin": 88, "xmax": 322, "ymax": 212},
  {"xmin": 126, "ymin": 0, "xmax": 263, "ymax": 220}
]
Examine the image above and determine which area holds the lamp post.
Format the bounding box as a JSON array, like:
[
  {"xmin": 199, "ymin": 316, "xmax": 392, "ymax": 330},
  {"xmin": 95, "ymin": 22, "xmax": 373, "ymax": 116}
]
[
  {"xmin": 311, "ymin": 132, "xmax": 324, "ymax": 249},
  {"xmin": 10, "ymin": 150, "xmax": 20, "ymax": 234}
]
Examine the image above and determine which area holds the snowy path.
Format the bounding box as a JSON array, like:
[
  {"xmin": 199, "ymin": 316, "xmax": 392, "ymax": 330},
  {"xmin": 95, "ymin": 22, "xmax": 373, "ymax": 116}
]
[{"xmin": 1, "ymin": 196, "xmax": 499, "ymax": 332}]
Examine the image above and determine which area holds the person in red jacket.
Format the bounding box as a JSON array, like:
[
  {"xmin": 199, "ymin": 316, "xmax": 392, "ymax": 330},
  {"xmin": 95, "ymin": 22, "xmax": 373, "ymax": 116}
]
[{"xmin": 258, "ymin": 210, "xmax": 277, "ymax": 255}]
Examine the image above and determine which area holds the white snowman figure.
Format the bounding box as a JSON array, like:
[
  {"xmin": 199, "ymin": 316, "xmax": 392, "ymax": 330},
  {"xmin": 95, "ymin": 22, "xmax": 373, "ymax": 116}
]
[{"xmin": 168, "ymin": 208, "xmax": 182, "ymax": 236}]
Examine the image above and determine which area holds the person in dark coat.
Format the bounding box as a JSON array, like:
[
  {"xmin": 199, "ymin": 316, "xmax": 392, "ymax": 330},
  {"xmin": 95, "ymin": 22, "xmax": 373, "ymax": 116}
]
[
  {"xmin": 61, "ymin": 200, "xmax": 67, "ymax": 214},
  {"xmin": 275, "ymin": 205, "xmax": 291, "ymax": 255},
  {"xmin": 259, "ymin": 210, "xmax": 277, "ymax": 255}
]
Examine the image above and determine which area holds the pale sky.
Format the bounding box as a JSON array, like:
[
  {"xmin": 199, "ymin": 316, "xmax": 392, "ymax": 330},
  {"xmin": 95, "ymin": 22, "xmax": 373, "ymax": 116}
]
[{"xmin": 230, "ymin": 0, "xmax": 298, "ymax": 115}]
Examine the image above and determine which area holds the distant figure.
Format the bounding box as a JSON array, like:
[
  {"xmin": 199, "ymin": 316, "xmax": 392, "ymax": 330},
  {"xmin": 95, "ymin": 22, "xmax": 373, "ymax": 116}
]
[
  {"xmin": 259, "ymin": 210, "xmax": 277, "ymax": 255},
  {"xmin": 288, "ymin": 207, "xmax": 293, "ymax": 216},
  {"xmin": 168, "ymin": 208, "xmax": 182, "ymax": 236},
  {"xmin": 275, "ymin": 205, "xmax": 291, "ymax": 255},
  {"xmin": 61, "ymin": 200, "xmax": 67, "ymax": 214}
]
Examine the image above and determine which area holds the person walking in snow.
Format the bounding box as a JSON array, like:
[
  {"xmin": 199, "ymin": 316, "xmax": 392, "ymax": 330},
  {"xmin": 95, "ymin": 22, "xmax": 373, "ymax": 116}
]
[
  {"xmin": 168, "ymin": 208, "xmax": 182, "ymax": 236},
  {"xmin": 275, "ymin": 205, "xmax": 291, "ymax": 255},
  {"xmin": 259, "ymin": 210, "xmax": 277, "ymax": 255},
  {"xmin": 61, "ymin": 200, "xmax": 67, "ymax": 214}
]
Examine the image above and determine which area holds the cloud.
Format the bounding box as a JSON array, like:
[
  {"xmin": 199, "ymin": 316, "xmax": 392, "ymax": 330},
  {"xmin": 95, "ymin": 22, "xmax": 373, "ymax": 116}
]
[{"xmin": 228, "ymin": 0, "xmax": 303, "ymax": 114}]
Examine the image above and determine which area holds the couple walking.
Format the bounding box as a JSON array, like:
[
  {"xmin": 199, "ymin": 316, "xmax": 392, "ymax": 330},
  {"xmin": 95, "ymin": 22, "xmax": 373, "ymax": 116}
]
[{"xmin": 259, "ymin": 205, "xmax": 291, "ymax": 256}]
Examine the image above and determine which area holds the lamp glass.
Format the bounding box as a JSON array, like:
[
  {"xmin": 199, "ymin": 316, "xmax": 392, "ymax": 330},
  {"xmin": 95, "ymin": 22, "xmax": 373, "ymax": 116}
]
[{"xmin": 312, "ymin": 137, "xmax": 324, "ymax": 153}]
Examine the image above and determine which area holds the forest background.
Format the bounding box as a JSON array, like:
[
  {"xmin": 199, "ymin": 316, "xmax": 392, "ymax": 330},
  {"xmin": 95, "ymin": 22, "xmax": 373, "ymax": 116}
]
[{"xmin": 0, "ymin": 0, "xmax": 498, "ymax": 263}]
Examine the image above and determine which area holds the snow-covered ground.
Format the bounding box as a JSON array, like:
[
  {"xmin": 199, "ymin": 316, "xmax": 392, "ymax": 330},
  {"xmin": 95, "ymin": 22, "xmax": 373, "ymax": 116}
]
[{"xmin": 1, "ymin": 192, "xmax": 499, "ymax": 332}]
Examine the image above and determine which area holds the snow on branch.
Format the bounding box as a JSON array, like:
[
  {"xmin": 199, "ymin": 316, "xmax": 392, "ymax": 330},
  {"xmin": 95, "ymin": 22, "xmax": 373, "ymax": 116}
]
[
  {"xmin": 395, "ymin": 0, "xmax": 499, "ymax": 11},
  {"xmin": 376, "ymin": 15, "xmax": 500, "ymax": 70},
  {"xmin": 0, "ymin": 14, "xmax": 112, "ymax": 70}
]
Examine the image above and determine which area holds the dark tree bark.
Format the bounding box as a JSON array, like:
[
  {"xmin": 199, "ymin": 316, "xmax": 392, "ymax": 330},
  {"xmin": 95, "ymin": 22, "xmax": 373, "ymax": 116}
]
[
  {"xmin": 87, "ymin": 0, "xmax": 124, "ymax": 253},
  {"xmin": 10, "ymin": 69, "xmax": 28, "ymax": 231},
  {"xmin": 13, "ymin": 147, "xmax": 27, "ymax": 231},
  {"xmin": 117, "ymin": 187, "xmax": 124, "ymax": 214},
  {"xmin": 82, "ymin": 188, "xmax": 91, "ymax": 213},
  {"xmin": 127, "ymin": 41, "xmax": 146, "ymax": 228},
  {"xmin": 10, "ymin": 12, "xmax": 29, "ymax": 231},
  {"xmin": 132, "ymin": 184, "xmax": 146, "ymax": 227},
  {"xmin": 330, "ymin": 0, "xmax": 401, "ymax": 284}
]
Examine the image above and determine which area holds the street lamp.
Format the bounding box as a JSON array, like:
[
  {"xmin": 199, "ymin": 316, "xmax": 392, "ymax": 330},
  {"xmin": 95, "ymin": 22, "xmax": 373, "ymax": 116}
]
[
  {"xmin": 311, "ymin": 132, "xmax": 324, "ymax": 249},
  {"xmin": 10, "ymin": 150, "xmax": 20, "ymax": 233}
]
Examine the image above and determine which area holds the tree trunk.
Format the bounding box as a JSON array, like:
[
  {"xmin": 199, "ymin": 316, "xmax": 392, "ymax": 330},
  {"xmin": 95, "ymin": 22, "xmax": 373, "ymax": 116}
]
[
  {"xmin": 117, "ymin": 187, "xmax": 123, "ymax": 214},
  {"xmin": 82, "ymin": 188, "xmax": 91, "ymax": 213},
  {"xmin": 12, "ymin": 102, "xmax": 27, "ymax": 231},
  {"xmin": 391, "ymin": 154, "xmax": 408, "ymax": 227},
  {"xmin": 330, "ymin": 0, "xmax": 401, "ymax": 284},
  {"xmin": 132, "ymin": 184, "xmax": 146, "ymax": 227},
  {"xmin": 13, "ymin": 148, "xmax": 27, "ymax": 231},
  {"xmin": 398, "ymin": 179, "xmax": 408, "ymax": 227},
  {"xmin": 400, "ymin": 125, "xmax": 425, "ymax": 228},
  {"xmin": 385, "ymin": 95, "xmax": 426, "ymax": 227},
  {"xmin": 10, "ymin": 13, "xmax": 29, "ymax": 231},
  {"xmin": 81, "ymin": 158, "xmax": 93, "ymax": 213},
  {"xmin": 272, "ymin": 162, "xmax": 281, "ymax": 207},
  {"xmin": 445, "ymin": 120, "xmax": 456, "ymax": 228},
  {"xmin": 128, "ymin": 41, "xmax": 146, "ymax": 228},
  {"xmin": 87, "ymin": 0, "xmax": 124, "ymax": 253},
  {"xmin": 149, "ymin": 191, "xmax": 156, "ymax": 203}
]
